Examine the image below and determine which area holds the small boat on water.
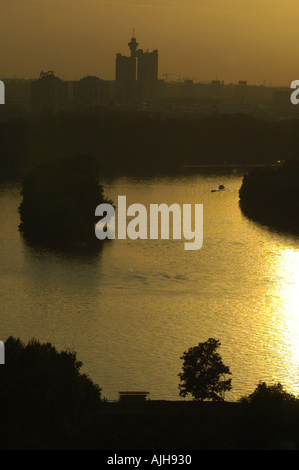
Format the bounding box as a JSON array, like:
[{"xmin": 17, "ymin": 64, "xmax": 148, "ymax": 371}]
[{"xmin": 211, "ymin": 185, "xmax": 225, "ymax": 193}]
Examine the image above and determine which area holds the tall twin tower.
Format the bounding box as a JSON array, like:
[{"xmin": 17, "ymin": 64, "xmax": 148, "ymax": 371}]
[{"xmin": 115, "ymin": 31, "xmax": 158, "ymax": 103}]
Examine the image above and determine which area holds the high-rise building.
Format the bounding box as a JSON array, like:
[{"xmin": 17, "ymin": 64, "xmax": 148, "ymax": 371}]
[
  {"xmin": 137, "ymin": 49, "xmax": 158, "ymax": 102},
  {"xmin": 115, "ymin": 54, "xmax": 136, "ymax": 82},
  {"xmin": 115, "ymin": 32, "xmax": 158, "ymax": 103}
]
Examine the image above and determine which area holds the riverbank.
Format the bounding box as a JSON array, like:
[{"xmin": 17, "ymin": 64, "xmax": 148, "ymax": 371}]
[
  {"xmin": 88, "ymin": 399, "xmax": 299, "ymax": 450},
  {"xmin": 1, "ymin": 397, "xmax": 298, "ymax": 450},
  {"xmin": 239, "ymin": 160, "xmax": 299, "ymax": 234}
]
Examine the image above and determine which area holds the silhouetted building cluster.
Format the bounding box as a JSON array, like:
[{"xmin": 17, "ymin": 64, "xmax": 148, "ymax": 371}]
[
  {"xmin": 1, "ymin": 33, "xmax": 299, "ymax": 120},
  {"xmin": 73, "ymin": 76, "xmax": 110, "ymax": 107},
  {"xmin": 272, "ymin": 90, "xmax": 293, "ymax": 110},
  {"xmin": 31, "ymin": 71, "xmax": 68, "ymax": 115},
  {"xmin": 115, "ymin": 31, "xmax": 158, "ymax": 104}
]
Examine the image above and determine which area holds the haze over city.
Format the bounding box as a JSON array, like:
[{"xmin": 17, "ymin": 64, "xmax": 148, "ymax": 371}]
[{"xmin": 1, "ymin": 0, "xmax": 299, "ymax": 85}]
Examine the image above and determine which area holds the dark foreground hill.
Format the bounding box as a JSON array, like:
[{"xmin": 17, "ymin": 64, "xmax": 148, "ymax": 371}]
[
  {"xmin": 2, "ymin": 398, "xmax": 299, "ymax": 449},
  {"xmin": 1, "ymin": 336, "xmax": 299, "ymax": 449}
]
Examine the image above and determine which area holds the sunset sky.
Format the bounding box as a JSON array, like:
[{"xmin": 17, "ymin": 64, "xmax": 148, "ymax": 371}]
[{"xmin": 1, "ymin": 0, "xmax": 299, "ymax": 85}]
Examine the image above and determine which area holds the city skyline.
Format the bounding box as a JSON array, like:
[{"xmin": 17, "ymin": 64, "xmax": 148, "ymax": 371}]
[{"xmin": 1, "ymin": 0, "xmax": 299, "ymax": 86}]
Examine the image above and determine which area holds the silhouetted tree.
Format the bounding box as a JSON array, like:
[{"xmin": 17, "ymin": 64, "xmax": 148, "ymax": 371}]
[
  {"xmin": 0, "ymin": 336, "xmax": 102, "ymax": 449},
  {"xmin": 239, "ymin": 381, "xmax": 297, "ymax": 408},
  {"xmin": 178, "ymin": 338, "xmax": 232, "ymax": 401},
  {"xmin": 238, "ymin": 382, "xmax": 299, "ymax": 448}
]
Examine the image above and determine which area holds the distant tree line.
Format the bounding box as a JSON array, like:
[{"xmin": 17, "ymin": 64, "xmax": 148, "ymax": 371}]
[
  {"xmin": 1, "ymin": 111, "xmax": 299, "ymax": 174},
  {"xmin": 239, "ymin": 159, "xmax": 299, "ymax": 233}
]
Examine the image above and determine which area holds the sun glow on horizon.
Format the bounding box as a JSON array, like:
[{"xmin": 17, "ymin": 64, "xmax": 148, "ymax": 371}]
[{"xmin": 1, "ymin": 0, "xmax": 299, "ymax": 85}]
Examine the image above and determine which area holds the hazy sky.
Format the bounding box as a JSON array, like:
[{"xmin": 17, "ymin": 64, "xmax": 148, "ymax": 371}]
[{"xmin": 1, "ymin": 0, "xmax": 299, "ymax": 84}]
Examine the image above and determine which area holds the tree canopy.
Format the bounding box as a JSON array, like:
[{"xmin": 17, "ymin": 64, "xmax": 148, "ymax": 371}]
[
  {"xmin": 2, "ymin": 111, "xmax": 294, "ymax": 173},
  {"xmin": 178, "ymin": 338, "xmax": 232, "ymax": 401},
  {"xmin": 0, "ymin": 336, "xmax": 102, "ymax": 449},
  {"xmin": 239, "ymin": 381, "xmax": 297, "ymax": 408},
  {"xmin": 239, "ymin": 159, "xmax": 299, "ymax": 234},
  {"xmin": 18, "ymin": 154, "xmax": 113, "ymax": 247}
]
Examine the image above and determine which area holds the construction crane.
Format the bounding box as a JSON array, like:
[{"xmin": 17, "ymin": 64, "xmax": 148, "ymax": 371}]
[{"xmin": 163, "ymin": 74, "xmax": 176, "ymax": 82}]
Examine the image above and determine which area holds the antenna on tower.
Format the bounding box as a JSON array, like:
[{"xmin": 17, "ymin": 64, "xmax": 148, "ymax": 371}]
[{"xmin": 133, "ymin": 28, "xmax": 135, "ymax": 38}]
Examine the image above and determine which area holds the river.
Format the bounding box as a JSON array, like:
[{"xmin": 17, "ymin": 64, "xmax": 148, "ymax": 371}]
[{"xmin": 1, "ymin": 170, "xmax": 299, "ymax": 401}]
